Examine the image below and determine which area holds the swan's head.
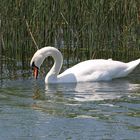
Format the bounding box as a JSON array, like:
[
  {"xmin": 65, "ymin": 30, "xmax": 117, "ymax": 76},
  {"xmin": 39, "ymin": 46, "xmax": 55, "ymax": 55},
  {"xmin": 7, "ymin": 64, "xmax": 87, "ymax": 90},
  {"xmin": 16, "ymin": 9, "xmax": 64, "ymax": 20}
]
[
  {"xmin": 30, "ymin": 48, "xmax": 48, "ymax": 79},
  {"xmin": 30, "ymin": 46, "xmax": 62, "ymax": 79}
]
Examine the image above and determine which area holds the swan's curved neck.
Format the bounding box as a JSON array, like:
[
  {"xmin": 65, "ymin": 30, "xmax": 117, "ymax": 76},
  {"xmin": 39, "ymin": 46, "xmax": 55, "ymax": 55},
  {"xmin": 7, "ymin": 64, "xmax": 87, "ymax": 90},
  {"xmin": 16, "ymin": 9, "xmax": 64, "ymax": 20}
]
[{"xmin": 45, "ymin": 47, "xmax": 63, "ymax": 82}]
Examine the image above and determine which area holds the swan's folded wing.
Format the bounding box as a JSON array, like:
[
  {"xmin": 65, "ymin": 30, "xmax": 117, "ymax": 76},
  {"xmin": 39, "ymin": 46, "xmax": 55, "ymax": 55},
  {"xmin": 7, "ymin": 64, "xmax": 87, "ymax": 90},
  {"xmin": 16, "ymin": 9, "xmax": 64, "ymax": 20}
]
[{"xmin": 59, "ymin": 59, "xmax": 128, "ymax": 82}]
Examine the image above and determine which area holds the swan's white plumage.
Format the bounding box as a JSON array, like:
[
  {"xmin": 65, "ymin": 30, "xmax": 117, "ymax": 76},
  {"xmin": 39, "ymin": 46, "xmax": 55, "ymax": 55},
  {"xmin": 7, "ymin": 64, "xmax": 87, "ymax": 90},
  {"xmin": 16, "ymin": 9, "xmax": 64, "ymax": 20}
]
[{"xmin": 30, "ymin": 46, "xmax": 140, "ymax": 84}]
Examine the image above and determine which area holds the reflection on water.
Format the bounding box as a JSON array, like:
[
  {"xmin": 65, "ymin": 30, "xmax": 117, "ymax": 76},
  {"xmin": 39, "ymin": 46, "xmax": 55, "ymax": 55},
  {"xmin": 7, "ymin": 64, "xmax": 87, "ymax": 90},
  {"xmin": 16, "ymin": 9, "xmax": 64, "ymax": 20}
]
[{"xmin": 45, "ymin": 80, "xmax": 140, "ymax": 101}]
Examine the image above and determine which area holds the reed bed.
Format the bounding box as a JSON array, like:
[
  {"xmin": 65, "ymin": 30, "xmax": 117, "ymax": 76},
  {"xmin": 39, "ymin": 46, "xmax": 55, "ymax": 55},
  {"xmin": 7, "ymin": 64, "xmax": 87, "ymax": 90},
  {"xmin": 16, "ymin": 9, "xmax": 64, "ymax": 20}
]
[{"xmin": 1, "ymin": 0, "xmax": 140, "ymax": 68}]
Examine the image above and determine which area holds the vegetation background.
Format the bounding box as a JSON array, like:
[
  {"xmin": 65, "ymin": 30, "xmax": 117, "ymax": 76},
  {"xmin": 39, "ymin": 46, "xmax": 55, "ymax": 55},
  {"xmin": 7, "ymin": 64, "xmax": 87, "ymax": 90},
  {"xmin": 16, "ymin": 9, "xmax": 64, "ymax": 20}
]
[{"xmin": 1, "ymin": 0, "xmax": 140, "ymax": 69}]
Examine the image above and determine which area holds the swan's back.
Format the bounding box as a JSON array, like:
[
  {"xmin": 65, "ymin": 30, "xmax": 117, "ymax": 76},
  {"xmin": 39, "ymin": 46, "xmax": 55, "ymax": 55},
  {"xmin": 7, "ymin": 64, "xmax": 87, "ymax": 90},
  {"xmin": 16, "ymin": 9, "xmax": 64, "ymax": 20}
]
[{"xmin": 58, "ymin": 59, "xmax": 128, "ymax": 82}]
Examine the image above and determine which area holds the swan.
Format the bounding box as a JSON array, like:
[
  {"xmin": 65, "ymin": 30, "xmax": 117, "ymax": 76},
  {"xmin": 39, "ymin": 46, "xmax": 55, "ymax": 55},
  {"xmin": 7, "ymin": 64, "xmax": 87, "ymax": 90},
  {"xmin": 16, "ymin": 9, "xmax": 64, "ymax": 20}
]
[{"xmin": 30, "ymin": 46, "xmax": 140, "ymax": 84}]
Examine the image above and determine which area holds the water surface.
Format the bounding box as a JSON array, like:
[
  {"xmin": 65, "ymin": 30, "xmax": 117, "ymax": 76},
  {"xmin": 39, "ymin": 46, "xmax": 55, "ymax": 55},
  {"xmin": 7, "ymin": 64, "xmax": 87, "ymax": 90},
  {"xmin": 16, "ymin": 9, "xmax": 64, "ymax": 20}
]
[{"xmin": 0, "ymin": 63, "xmax": 140, "ymax": 140}]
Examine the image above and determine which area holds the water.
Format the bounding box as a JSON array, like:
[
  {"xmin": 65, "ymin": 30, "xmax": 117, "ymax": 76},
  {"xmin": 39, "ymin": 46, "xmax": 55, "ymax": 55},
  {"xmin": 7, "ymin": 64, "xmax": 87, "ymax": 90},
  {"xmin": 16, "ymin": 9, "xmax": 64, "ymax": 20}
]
[{"xmin": 0, "ymin": 61, "xmax": 140, "ymax": 140}]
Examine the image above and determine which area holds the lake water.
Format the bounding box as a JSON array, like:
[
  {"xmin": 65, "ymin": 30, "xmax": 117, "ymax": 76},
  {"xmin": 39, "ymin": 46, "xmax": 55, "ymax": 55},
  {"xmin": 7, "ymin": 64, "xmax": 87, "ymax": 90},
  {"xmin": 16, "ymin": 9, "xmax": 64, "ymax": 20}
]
[{"xmin": 0, "ymin": 60, "xmax": 140, "ymax": 140}]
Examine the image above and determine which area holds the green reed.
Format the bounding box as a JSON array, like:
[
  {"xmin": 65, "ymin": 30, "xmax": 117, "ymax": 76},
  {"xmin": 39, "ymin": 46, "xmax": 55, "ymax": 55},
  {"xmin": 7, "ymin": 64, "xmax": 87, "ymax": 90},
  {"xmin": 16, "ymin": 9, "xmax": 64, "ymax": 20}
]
[{"xmin": 1, "ymin": 0, "xmax": 140, "ymax": 63}]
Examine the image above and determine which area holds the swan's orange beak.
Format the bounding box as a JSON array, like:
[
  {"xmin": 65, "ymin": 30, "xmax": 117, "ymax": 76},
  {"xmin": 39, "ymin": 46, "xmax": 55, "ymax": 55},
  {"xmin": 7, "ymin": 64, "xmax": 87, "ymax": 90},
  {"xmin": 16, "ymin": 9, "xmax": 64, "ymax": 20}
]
[{"xmin": 33, "ymin": 66, "xmax": 38, "ymax": 79}]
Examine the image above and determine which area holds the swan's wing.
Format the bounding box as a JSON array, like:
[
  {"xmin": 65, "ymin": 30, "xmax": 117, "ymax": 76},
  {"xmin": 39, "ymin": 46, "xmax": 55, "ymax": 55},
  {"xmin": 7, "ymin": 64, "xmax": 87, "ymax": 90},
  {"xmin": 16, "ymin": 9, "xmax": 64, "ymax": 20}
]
[{"xmin": 58, "ymin": 59, "xmax": 128, "ymax": 82}]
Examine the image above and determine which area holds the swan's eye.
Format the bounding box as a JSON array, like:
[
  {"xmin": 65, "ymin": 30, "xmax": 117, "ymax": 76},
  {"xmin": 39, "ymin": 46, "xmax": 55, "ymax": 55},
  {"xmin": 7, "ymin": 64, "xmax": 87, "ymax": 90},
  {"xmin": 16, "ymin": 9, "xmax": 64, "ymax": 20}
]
[{"xmin": 31, "ymin": 62, "xmax": 35, "ymax": 70}]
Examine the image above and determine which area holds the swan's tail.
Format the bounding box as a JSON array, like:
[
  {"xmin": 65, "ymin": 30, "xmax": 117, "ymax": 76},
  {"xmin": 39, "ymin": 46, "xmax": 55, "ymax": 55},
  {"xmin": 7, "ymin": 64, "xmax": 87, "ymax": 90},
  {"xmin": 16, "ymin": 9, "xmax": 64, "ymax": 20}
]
[{"xmin": 126, "ymin": 58, "xmax": 140, "ymax": 74}]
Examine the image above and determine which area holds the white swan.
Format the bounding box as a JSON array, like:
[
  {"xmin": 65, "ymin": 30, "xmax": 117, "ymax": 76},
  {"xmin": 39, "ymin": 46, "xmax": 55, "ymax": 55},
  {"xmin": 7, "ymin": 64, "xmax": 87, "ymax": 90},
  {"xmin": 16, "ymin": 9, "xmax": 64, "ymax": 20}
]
[{"xmin": 30, "ymin": 46, "xmax": 140, "ymax": 84}]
